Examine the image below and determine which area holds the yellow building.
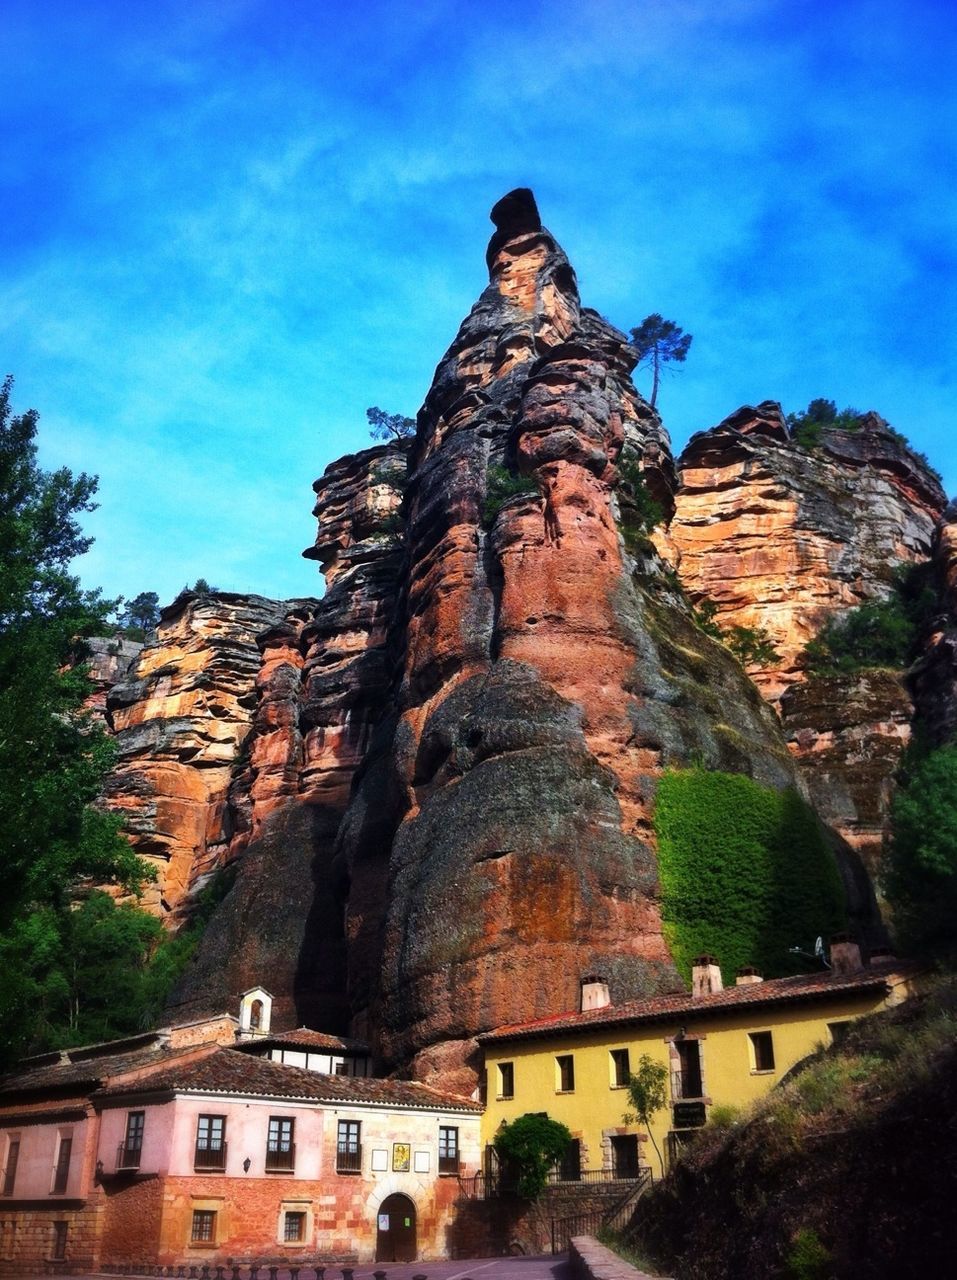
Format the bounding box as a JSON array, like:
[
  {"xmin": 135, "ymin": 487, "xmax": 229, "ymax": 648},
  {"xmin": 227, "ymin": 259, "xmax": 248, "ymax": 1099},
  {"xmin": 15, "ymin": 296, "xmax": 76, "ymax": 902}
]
[{"xmin": 479, "ymin": 946, "xmax": 917, "ymax": 1176}]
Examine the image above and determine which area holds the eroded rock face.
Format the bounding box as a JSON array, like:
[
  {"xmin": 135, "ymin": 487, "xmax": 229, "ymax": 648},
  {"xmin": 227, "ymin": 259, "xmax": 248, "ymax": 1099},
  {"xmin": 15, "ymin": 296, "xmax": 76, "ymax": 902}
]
[
  {"xmin": 82, "ymin": 634, "xmax": 143, "ymax": 720},
  {"xmin": 333, "ymin": 190, "xmax": 808, "ymax": 1092},
  {"xmin": 912, "ymin": 501, "xmax": 957, "ymax": 746},
  {"xmin": 667, "ymin": 403, "xmax": 946, "ymax": 702},
  {"xmin": 781, "ymin": 671, "xmax": 912, "ymax": 906},
  {"xmin": 102, "ymin": 593, "xmax": 293, "ymax": 914},
  {"xmin": 166, "ymin": 444, "xmax": 407, "ymax": 1029}
]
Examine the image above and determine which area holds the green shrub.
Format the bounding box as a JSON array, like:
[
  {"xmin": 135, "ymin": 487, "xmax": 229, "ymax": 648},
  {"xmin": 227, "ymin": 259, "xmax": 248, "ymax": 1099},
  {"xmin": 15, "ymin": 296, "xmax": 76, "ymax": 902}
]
[
  {"xmin": 482, "ymin": 464, "xmax": 539, "ymax": 526},
  {"xmin": 885, "ymin": 745, "xmax": 957, "ymax": 952},
  {"xmin": 802, "ymin": 564, "xmax": 936, "ymax": 677},
  {"xmin": 689, "ymin": 599, "xmax": 779, "ymax": 668},
  {"xmin": 708, "ymin": 1103, "xmax": 742, "ymax": 1129},
  {"xmin": 493, "ymin": 1113, "xmax": 573, "ymax": 1199},
  {"xmin": 786, "ymin": 398, "xmax": 861, "ymax": 451},
  {"xmin": 654, "ymin": 769, "xmax": 845, "ymax": 981},
  {"xmin": 618, "ymin": 457, "xmax": 664, "ymax": 548},
  {"xmin": 785, "ymin": 1227, "xmax": 832, "ymax": 1280}
]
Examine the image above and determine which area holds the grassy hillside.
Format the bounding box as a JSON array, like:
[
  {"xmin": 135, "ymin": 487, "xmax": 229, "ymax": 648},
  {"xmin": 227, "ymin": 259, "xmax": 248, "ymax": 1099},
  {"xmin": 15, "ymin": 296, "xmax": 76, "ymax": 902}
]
[{"xmin": 624, "ymin": 972, "xmax": 957, "ymax": 1280}]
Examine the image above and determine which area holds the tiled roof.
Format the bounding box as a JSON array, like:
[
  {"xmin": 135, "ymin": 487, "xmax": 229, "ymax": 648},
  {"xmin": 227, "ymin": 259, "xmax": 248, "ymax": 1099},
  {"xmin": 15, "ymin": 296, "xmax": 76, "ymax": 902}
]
[
  {"xmin": 479, "ymin": 963, "xmax": 912, "ymax": 1044},
  {"xmin": 0, "ymin": 1039, "xmax": 209, "ymax": 1099},
  {"xmin": 95, "ymin": 1049, "xmax": 481, "ymax": 1112},
  {"xmin": 235, "ymin": 1027, "xmax": 370, "ymax": 1053}
]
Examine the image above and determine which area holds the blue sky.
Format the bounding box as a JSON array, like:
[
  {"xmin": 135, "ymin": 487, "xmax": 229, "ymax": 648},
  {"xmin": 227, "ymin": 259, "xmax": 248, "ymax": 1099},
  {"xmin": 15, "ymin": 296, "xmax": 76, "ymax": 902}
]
[{"xmin": 2, "ymin": 0, "xmax": 955, "ymax": 607}]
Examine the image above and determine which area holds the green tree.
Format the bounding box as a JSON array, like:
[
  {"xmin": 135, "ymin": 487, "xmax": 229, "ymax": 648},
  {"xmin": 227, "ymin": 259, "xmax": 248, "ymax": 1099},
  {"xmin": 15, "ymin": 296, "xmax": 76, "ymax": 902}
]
[
  {"xmin": 367, "ymin": 406, "xmax": 415, "ymax": 441},
  {"xmin": 622, "ymin": 1055, "xmax": 669, "ymax": 1176},
  {"xmin": 886, "ymin": 745, "xmax": 957, "ymax": 953},
  {"xmin": 786, "ymin": 398, "xmax": 861, "ymax": 450},
  {"xmin": 493, "ymin": 1113, "xmax": 573, "ymax": 1199},
  {"xmin": 629, "ymin": 315, "xmax": 693, "ymax": 409},
  {"xmin": 0, "ymin": 378, "xmax": 151, "ymax": 1065},
  {"xmin": 121, "ymin": 590, "xmax": 160, "ymax": 632}
]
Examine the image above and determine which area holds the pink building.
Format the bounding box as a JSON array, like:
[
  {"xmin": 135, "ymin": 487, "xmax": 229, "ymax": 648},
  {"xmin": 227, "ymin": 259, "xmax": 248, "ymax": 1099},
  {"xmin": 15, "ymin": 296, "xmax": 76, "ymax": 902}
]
[{"xmin": 0, "ymin": 1024, "xmax": 480, "ymax": 1275}]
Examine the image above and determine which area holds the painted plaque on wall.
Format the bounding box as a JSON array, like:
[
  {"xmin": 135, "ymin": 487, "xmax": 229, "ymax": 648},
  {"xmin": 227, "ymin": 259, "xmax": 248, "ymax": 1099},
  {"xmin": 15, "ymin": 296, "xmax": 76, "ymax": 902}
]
[{"xmin": 392, "ymin": 1142, "xmax": 411, "ymax": 1172}]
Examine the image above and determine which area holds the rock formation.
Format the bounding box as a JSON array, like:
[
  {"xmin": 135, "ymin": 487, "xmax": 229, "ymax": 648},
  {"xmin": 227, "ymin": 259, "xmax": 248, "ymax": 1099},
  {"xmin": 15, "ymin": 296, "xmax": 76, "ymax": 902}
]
[
  {"xmin": 90, "ymin": 190, "xmax": 950, "ymax": 1092},
  {"xmin": 912, "ymin": 501, "xmax": 957, "ymax": 747},
  {"xmin": 326, "ymin": 189, "xmax": 811, "ymax": 1092},
  {"xmin": 666, "ymin": 402, "xmax": 946, "ymax": 702},
  {"xmin": 102, "ymin": 592, "xmax": 295, "ymax": 914},
  {"xmin": 82, "ymin": 634, "xmax": 143, "ymax": 720}
]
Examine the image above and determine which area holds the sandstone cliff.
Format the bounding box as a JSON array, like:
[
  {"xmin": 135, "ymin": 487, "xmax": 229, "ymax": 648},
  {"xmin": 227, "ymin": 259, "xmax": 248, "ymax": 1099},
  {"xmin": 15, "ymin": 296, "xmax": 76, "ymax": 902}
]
[
  {"xmin": 165, "ymin": 443, "xmax": 407, "ymax": 1031},
  {"xmin": 324, "ymin": 190, "xmax": 818, "ymax": 1092},
  {"xmin": 92, "ymin": 191, "xmax": 950, "ymax": 1090},
  {"xmin": 102, "ymin": 592, "xmax": 296, "ymax": 915},
  {"xmin": 912, "ymin": 501, "xmax": 957, "ymax": 747},
  {"xmin": 666, "ymin": 402, "xmax": 946, "ymax": 702}
]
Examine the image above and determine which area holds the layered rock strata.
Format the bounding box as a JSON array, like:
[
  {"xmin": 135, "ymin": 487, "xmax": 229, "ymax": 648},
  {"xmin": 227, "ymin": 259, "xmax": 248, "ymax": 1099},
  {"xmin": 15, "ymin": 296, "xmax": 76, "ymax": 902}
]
[
  {"xmin": 666, "ymin": 403, "xmax": 946, "ymax": 702},
  {"xmin": 912, "ymin": 501, "xmax": 957, "ymax": 746},
  {"xmin": 102, "ymin": 593, "xmax": 293, "ymax": 914},
  {"xmin": 780, "ymin": 671, "xmax": 913, "ymax": 887},
  {"xmin": 166, "ymin": 444, "xmax": 407, "ymax": 1031},
  {"xmin": 82, "ymin": 634, "xmax": 143, "ymax": 720},
  {"xmin": 331, "ymin": 190, "xmax": 811, "ymax": 1092}
]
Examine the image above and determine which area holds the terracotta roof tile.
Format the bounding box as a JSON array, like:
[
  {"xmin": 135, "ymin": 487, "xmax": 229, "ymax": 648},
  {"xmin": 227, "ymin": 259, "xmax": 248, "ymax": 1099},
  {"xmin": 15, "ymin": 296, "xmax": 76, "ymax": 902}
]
[
  {"xmin": 479, "ymin": 963, "xmax": 913, "ymax": 1044},
  {"xmin": 0, "ymin": 1040, "xmax": 211, "ymax": 1099},
  {"xmin": 94, "ymin": 1049, "xmax": 481, "ymax": 1112},
  {"xmin": 236, "ymin": 1028, "xmax": 370, "ymax": 1053}
]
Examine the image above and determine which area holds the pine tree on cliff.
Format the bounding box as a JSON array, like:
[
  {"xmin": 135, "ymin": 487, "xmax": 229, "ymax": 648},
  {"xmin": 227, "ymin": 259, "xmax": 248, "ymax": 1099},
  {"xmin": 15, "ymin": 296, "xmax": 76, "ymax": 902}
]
[
  {"xmin": 366, "ymin": 406, "xmax": 415, "ymax": 441},
  {"xmin": 629, "ymin": 314, "xmax": 693, "ymax": 408}
]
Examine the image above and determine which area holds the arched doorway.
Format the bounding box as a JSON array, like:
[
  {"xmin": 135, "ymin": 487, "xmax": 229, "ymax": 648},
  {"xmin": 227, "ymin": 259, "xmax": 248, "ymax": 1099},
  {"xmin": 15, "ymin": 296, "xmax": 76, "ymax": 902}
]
[{"xmin": 375, "ymin": 1193, "xmax": 416, "ymax": 1262}]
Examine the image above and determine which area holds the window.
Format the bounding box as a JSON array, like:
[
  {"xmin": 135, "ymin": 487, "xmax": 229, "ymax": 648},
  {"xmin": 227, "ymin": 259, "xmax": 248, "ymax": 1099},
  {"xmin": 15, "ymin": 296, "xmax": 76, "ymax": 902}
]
[
  {"xmin": 336, "ymin": 1120, "xmax": 361, "ymax": 1173},
  {"xmin": 334, "ymin": 1060, "xmax": 351, "ymax": 1076},
  {"xmin": 610, "ymin": 1048, "xmax": 630, "ymax": 1088},
  {"xmin": 557, "ymin": 1137, "xmax": 581, "ymax": 1182},
  {"xmin": 51, "ymin": 1135, "xmax": 72, "ymax": 1194},
  {"xmin": 2, "ymin": 1139, "xmax": 19, "ymax": 1196},
  {"xmin": 284, "ymin": 1210, "xmax": 306, "ymax": 1243},
  {"xmin": 556, "ymin": 1054, "xmax": 575, "ymax": 1093},
  {"xmin": 51, "ymin": 1221, "xmax": 68, "ymax": 1261},
  {"xmin": 191, "ymin": 1210, "xmax": 216, "ymax": 1243},
  {"xmin": 119, "ymin": 1111, "xmax": 144, "ymax": 1168},
  {"xmin": 438, "ymin": 1126, "xmax": 459, "ymax": 1175},
  {"xmin": 828, "ymin": 1021, "xmax": 851, "ymax": 1047},
  {"xmin": 672, "ymin": 1041, "xmax": 703, "ymax": 1099},
  {"xmin": 195, "ymin": 1115, "xmax": 226, "ymax": 1169},
  {"xmin": 748, "ymin": 1031, "xmax": 775, "ymax": 1073},
  {"xmin": 266, "ymin": 1117, "xmax": 295, "ymax": 1172},
  {"xmin": 497, "ymin": 1062, "xmax": 514, "ymax": 1100},
  {"xmin": 610, "ymin": 1134, "xmax": 640, "ymax": 1179}
]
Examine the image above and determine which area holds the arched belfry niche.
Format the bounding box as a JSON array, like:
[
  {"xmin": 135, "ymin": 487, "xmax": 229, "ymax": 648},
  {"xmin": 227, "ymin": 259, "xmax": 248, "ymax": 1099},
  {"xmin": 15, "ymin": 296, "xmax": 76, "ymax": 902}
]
[{"xmin": 238, "ymin": 986, "xmax": 272, "ymax": 1036}]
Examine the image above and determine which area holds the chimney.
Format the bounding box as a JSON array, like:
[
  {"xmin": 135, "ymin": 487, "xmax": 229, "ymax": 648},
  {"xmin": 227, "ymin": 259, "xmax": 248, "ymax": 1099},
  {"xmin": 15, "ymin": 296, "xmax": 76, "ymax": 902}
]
[
  {"xmin": 735, "ymin": 966, "xmax": 764, "ymax": 986},
  {"xmin": 829, "ymin": 933, "xmax": 863, "ymax": 975},
  {"xmin": 691, "ymin": 955, "xmax": 723, "ymax": 997},
  {"xmin": 580, "ymin": 974, "xmax": 611, "ymax": 1012}
]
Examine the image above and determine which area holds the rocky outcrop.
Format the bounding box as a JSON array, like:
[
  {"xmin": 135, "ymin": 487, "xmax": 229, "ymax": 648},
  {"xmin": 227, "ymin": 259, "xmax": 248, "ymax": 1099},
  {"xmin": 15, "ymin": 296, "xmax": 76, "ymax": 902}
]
[
  {"xmin": 329, "ymin": 190, "xmax": 810, "ymax": 1092},
  {"xmin": 165, "ymin": 444, "xmax": 407, "ymax": 1030},
  {"xmin": 780, "ymin": 671, "xmax": 912, "ymax": 891},
  {"xmin": 102, "ymin": 593, "xmax": 294, "ymax": 915},
  {"xmin": 911, "ymin": 501, "xmax": 957, "ymax": 746},
  {"xmin": 666, "ymin": 403, "xmax": 946, "ymax": 702},
  {"xmin": 82, "ymin": 634, "xmax": 143, "ymax": 719}
]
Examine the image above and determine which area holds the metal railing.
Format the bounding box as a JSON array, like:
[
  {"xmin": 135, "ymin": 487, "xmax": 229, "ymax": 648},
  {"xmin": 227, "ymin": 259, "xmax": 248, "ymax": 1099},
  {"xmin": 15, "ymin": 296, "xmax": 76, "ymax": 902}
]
[
  {"xmin": 459, "ymin": 1164, "xmax": 649, "ymax": 1200},
  {"xmin": 550, "ymin": 1168, "xmax": 654, "ymax": 1253},
  {"xmin": 116, "ymin": 1143, "xmax": 142, "ymax": 1171},
  {"xmin": 194, "ymin": 1142, "xmax": 227, "ymax": 1170},
  {"xmin": 335, "ymin": 1144, "xmax": 361, "ymax": 1174},
  {"xmin": 264, "ymin": 1143, "xmax": 295, "ymax": 1172}
]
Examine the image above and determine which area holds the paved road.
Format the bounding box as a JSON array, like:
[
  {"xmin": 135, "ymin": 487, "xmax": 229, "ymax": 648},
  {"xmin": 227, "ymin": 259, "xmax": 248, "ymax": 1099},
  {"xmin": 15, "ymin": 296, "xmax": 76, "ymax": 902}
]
[{"xmin": 69, "ymin": 1256, "xmax": 575, "ymax": 1280}]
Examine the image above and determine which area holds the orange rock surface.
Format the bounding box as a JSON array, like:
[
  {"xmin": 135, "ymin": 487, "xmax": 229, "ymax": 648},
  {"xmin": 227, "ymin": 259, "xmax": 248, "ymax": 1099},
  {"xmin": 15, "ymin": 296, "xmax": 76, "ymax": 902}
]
[{"xmin": 666, "ymin": 403, "xmax": 946, "ymax": 703}]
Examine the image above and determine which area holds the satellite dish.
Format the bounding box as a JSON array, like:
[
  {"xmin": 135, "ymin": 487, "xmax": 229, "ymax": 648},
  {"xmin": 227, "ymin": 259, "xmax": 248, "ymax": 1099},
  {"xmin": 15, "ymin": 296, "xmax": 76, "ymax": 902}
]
[{"xmin": 814, "ymin": 936, "xmax": 825, "ymax": 958}]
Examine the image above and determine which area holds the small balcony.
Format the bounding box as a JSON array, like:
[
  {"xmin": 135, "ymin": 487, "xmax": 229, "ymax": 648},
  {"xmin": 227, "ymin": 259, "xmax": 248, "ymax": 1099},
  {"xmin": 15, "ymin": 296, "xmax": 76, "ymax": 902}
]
[
  {"xmin": 116, "ymin": 1143, "xmax": 142, "ymax": 1171},
  {"xmin": 265, "ymin": 1143, "xmax": 296, "ymax": 1172},
  {"xmin": 438, "ymin": 1154, "xmax": 460, "ymax": 1176},
  {"xmin": 194, "ymin": 1142, "xmax": 227, "ymax": 1170},
  {"xmin": 336, "ymin": 1144, "xmax": 362, "ymax": 1174}
]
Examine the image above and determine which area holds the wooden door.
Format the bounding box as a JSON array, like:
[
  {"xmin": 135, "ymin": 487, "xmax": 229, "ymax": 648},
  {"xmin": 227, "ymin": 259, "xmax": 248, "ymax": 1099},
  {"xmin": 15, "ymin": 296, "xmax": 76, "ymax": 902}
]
[{"xmin": 375, "ymin": 1193, "xmax": 417, "ymax": 1262}]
